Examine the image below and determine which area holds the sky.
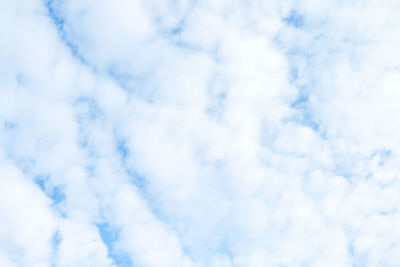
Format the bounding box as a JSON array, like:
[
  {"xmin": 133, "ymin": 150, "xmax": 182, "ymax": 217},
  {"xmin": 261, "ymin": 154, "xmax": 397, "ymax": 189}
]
[{"xmin": 1, "ymin": 0, "xmax": 400, "ymax": 266}]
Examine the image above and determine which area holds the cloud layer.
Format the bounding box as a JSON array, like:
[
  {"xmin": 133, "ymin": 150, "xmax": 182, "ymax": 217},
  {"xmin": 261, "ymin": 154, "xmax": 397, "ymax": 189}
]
[{"xmin": 1, "ymin": 0, "xmax": 400, "ymax": 266}]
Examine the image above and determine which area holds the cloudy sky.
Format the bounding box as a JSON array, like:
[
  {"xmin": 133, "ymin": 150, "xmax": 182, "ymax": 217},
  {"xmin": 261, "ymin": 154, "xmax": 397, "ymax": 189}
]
[{"xmin": 1, "ymin": 0, "xmax": 400, "ymax": 266}]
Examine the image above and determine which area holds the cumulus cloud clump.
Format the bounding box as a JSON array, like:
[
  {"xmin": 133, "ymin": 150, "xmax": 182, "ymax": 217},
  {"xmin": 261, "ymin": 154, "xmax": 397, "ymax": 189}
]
[{"xmin": 1, "ymin": 0, "xmax": 400, "ymax": 266}]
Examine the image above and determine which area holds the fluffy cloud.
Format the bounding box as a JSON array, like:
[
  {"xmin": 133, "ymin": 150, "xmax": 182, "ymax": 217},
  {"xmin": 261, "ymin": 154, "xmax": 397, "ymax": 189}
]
[
  {"xmin": 1, "ymin": 0, "xmax": 400, "ymax": 266},
  {"xmin": 0, "ymin": 163, "xmax": 57, "ymax": 266}
]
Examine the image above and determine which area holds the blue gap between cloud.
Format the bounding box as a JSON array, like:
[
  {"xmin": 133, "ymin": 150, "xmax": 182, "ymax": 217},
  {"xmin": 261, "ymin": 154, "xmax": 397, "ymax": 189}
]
[
  {"xmin": 284, "ymin": 10, "xmax": 304, "ymax": 28},
  {"xmin": 97, "ymin": 223, "xmax": 134, "ymax": 267},
  {"xmin": 45, "ymin": 0, "xmax": 87, "ymax": 64}
]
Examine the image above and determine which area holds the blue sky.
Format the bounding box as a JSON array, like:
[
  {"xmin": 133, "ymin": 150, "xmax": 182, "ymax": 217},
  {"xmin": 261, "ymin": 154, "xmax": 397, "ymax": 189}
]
[{"xmin": 1, "ymin": 0, "xmax": 400, "ymax": 266}]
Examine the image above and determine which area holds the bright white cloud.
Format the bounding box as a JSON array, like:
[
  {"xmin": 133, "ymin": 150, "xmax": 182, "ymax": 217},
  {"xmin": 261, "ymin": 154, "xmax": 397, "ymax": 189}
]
[
  {"xmin": 1, "ymin": 0, "xmax": 400, "ymax": 266},
  {"xmin": 0, "ymin": 163, "xmax": 56, "ymax": 266}
]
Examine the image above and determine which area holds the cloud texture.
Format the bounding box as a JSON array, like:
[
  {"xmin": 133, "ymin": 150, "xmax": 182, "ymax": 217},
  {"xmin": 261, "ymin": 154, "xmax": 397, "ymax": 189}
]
[{"xmin": 1, "ymin": 0, "xmax": 400, "ymax": 266}]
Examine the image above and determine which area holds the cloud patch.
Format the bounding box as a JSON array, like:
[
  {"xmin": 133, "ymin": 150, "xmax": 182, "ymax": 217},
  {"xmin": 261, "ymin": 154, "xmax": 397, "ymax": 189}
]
[{"xmin": 1, "ymin": 0, "xmax": 400, "ymax": 266}]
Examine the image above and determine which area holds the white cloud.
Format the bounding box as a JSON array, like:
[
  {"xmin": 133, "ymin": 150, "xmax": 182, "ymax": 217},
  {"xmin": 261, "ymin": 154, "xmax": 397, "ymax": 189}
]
[
  {"xmin": 0, "ymin": 163, "xmax": 56, "ymax": 266},
  {"xmin": 56, "ymin": 220, "xmax": 115, "ymax": 267},
  {"xmin": 1, "ymin": 0, "xmax": 400, "ymax": 266},
  {"xmin": 0, "ymin": 250, "xmax": 16, "ymax": 267}
]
